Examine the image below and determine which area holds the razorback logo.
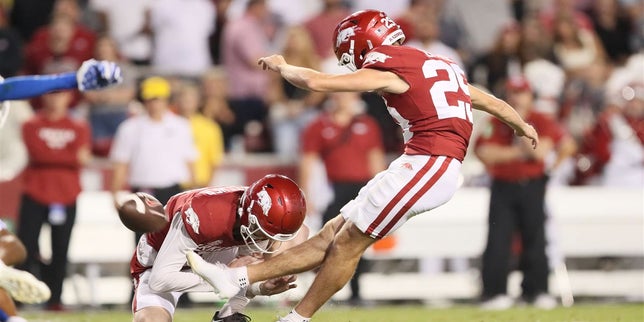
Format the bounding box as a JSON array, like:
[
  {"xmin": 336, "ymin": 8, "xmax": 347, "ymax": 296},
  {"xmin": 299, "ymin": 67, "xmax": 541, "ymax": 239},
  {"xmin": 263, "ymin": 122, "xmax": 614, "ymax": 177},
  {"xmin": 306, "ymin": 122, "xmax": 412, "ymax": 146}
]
[
  {"xmin": 256, "ymin": 188, "xmax": 272, "ymax": 216},
  {"xmin": 363, "ymin": 51, "xmax": 392, "ymax": 65},
  {"xmin": 336, "ymin": 26, "xmax": 356, "ymax": 48},
  {"xmin": 185, "ymin": 207, "xmax": 200, "ymax": 234}
]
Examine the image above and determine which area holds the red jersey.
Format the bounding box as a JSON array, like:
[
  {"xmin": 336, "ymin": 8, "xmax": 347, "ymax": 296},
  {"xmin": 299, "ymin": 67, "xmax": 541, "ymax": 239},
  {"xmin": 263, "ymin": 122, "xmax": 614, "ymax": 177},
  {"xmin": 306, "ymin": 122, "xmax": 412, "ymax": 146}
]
[
  {"xmin": 301, "ymin": 114, "xmax": 383, "ymax": 182},
  {"xmin": 476, "ymin": 111, "xmax": 561, "ymax": 181},
  {"xmin": 131, "ymin": 186, "xmax": 247, "ymax": 275},
  {"xmin": 362, "ymin": 45, "xmax": 473, "ymax": 161},
  {"xmin": 22, "ymin": 114, "xmax": 90, "ymax": 205}
]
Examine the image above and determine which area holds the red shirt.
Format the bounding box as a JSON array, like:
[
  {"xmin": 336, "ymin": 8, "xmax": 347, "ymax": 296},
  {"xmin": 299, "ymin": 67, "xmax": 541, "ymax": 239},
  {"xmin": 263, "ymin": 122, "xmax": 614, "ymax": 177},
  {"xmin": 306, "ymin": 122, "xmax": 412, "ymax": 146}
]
[
  {"xmin": 131, "ymin": 186, "xmax": 246, "ymax": 276},
  {"xmin": 363, "ymin": 45, "xmax": 473, "ymax": 161},
  {"xmin": 476, "ymin": 111, "xmax": 561, "ymax": 181},
  {"xmin": 22, "ymin": 114, "xmax": 90, "ymax": 205},
  {"xmin": 302, "ymin": 114, "xmax": 383, "ymax": 182}
]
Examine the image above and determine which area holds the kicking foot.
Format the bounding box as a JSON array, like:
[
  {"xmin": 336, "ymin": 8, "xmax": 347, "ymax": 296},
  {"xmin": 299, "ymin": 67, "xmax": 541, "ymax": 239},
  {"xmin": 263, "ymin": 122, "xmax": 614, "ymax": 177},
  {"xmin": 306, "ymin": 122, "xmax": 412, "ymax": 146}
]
[
  {"xmin": 0, "ymin": 264, "xmax": 51, "ymax": 304},
  {"xmin": 186, "ymin": 251, "xmax": 245, "ymax": 298}
]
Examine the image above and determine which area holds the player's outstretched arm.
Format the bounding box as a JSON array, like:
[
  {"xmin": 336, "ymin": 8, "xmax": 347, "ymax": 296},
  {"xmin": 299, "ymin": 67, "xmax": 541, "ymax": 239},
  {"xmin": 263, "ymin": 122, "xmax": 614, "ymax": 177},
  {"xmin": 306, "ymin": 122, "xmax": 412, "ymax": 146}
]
[
  {"xmin": 258, "ymin": 54, "xmax": 408, "ymax": 94},
  {"xmin": 0, "ymin": 59, "xmax": 122, "ymax": 101},
  {"xmin": 469, "ymin": 84, "xmax": 539, "ymax": 148}
]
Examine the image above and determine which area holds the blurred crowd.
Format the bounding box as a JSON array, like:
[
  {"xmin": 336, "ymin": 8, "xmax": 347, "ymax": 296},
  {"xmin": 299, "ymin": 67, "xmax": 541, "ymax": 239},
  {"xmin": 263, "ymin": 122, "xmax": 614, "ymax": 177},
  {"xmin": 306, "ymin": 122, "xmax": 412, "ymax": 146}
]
[{"xmin": 0, "ymin": 0, "xmax": 641, "ymax": 188}]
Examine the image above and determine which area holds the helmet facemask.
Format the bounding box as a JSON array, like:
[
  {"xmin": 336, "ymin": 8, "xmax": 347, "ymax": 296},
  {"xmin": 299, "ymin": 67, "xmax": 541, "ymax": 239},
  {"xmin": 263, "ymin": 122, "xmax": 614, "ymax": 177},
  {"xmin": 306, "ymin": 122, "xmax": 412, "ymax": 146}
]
[{"xmin": 239, "ymin": 189, "xmax": 298, "ymax": 254}]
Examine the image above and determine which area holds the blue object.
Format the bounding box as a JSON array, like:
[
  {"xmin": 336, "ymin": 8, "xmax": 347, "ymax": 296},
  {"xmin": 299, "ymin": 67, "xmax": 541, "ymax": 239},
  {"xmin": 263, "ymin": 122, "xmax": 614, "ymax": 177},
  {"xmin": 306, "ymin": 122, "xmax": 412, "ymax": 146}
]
[
  {"xmin": 0, "ymin": 73, "xmax": 77, "ymax": 101},
  {"xmin": 0, "ymin": 307, "xmax": 9, "ymax": 322}
]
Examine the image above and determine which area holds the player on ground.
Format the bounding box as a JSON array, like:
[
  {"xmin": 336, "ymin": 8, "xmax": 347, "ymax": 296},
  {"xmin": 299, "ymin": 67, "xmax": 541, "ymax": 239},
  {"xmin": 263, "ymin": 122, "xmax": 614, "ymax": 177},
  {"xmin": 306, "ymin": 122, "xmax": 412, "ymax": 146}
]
[
  {"xmin": 0, "ymin": 59, "xmax": 122, "ymax": 127},
  {"xmin": 0, "ymin": 219, "xmax": 51, "ymax": 322},
  {"xmin": 127, "ymin": 174, "xmax": 309, "ymax": 322},
  {"xmin": 187, "ymin": 10, "xmax": 539, "ymax": 322}
]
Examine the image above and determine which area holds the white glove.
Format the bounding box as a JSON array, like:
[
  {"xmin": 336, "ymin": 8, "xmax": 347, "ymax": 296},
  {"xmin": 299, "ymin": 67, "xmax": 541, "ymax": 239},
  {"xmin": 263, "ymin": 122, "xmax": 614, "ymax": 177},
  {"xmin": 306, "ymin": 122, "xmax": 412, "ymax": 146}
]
[{"xmin": 76, "ymin": 59, "xmax": 123, "ymax": 91}]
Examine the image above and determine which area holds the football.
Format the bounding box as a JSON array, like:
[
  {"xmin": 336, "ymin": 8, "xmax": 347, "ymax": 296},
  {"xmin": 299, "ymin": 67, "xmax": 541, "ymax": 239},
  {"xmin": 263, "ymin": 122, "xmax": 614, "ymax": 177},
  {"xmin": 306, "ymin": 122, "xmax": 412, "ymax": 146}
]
[{"xmin": 116, "ymin": 192, "xmax": 168, "ymax": 233}]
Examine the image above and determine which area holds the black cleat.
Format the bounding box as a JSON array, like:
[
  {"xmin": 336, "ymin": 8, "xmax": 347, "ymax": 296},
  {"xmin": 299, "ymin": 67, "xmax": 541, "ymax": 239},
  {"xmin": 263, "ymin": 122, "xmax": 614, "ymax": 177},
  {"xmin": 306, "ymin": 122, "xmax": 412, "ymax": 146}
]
[{"xmin": 212, "ymin": 311, "xmax": 252, "ymax": 322}]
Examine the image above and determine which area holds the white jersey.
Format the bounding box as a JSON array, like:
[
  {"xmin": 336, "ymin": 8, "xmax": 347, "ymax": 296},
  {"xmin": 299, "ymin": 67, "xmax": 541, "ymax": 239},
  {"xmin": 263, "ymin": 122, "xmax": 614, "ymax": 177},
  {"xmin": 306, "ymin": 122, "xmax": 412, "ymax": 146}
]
[{"xmin": 601, "ymin": 114, "xmax": 644, "ymax": 187}]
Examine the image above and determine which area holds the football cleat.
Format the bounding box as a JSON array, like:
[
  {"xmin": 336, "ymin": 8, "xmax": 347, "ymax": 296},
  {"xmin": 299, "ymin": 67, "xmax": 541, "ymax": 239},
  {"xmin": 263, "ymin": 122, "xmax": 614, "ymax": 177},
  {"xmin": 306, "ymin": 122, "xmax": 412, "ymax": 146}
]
[
  {"xmin": 186, "ymin": 251, "xmax": 243, "ymax": 298},
  {"xmin": 0, "ymin": 264, "xmax": 51, "ymax": 304},
  {"xmin": 212, "ymin": 311, "xmax": 251, "ymax": 322}
]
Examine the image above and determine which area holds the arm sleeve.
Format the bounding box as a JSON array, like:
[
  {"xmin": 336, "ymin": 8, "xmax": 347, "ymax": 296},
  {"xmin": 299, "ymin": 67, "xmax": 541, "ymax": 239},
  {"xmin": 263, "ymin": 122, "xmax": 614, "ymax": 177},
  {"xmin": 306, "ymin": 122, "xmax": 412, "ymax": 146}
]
[
  {"xmin": 147, "ymin": 215, "xmax": 214, "ymax": 293},
  {"xmin": 0, "ymin": 73, "xmax": 77, "ymax": 101}
]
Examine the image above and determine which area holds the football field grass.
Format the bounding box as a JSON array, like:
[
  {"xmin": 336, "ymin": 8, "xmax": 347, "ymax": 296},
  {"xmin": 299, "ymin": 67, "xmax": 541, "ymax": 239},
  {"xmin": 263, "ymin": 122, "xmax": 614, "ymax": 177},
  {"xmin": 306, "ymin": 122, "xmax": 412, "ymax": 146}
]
[{"xmin": 20, "ymin": 303, "xmax": 644, "ymax": 322}]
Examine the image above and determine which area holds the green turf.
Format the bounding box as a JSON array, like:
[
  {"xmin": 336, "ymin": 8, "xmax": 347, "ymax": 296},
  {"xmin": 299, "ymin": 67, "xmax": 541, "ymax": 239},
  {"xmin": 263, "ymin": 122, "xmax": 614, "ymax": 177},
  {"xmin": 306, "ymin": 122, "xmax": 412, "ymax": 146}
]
[{"xmin": 21, "ymin": 303, "xmax": 644, "ymax": 322}]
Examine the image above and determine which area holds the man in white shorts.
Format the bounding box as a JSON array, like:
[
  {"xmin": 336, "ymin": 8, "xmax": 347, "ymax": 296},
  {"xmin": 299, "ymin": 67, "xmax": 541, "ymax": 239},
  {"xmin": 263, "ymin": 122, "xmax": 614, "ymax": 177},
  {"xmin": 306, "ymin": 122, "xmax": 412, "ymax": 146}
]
[
  {"xmin": 187, "ymin": 9, "xmax": 539, "ymax": 322},
  {"xmin": 128, "ymin": 174, "xmax": 309, "ymax": 322},
  {"xmin": 0, "ymin": 219, "xmax": 51, "ymax": 322}
]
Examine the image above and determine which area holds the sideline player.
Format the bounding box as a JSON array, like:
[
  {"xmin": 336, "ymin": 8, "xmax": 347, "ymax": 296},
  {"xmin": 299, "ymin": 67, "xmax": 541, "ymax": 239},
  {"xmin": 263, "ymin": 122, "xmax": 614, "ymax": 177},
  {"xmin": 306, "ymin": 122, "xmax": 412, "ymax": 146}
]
[
  {"xmin": 0, "ymin": 219, "xmax": 51, "ymax": 322},
  {"xmin": 0, "ymin": 59, "xmax": 120, "ymax": 321},
  {"xmin": 187, "ymin": 10, "xmax": 539, "ymax": 322},
  {"xmin": 0, "ymin": 59, "xmax": 122, "ymax": 127},
  {"xmin": 126, "ymin": 174, "xmax": 309, "ymax": 322}
]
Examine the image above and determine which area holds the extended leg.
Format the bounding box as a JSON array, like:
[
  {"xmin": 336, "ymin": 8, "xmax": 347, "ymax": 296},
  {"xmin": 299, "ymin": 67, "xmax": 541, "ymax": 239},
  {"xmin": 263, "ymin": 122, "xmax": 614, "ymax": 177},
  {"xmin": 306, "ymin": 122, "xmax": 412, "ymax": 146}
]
[
  {"xmin": 288, "ymin": 222, "xmax": 375, "ymax": 318},
  {"xmin": 188, "ymin": 216, "xmax": 345, "ymax": 298}
]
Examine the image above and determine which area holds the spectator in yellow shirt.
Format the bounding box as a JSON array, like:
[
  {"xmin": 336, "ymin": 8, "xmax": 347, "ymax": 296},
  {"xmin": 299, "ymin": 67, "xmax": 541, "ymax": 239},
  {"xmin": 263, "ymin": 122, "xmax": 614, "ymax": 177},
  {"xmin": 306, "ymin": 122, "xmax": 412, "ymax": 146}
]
[{"xmin": 176, "ymin": 81, "xmax": 224, "ymax": 188}]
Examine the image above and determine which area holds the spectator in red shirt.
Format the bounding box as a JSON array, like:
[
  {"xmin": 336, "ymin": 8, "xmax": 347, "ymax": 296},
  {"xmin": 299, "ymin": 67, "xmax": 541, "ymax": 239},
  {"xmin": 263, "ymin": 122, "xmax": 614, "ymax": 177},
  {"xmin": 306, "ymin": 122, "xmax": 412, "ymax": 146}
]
[
  {"xmin": 299, "ymin": 91, "xmax": 385, "ymax": 305},
  {"xmin": 475, "ymin": 76, "xmax": 559, "ymax": 310},
  {"xmin": 577, "ymin": 82, "xmax": 644, "ymax": 186},
  {"xmin": 25, "ymin": 8, "xmax": 96, "ymax": 75},
  {"xmin": 24, "ymin": 14, "xmax": 96, "ymax": 109},
  {"xmin": 16, "ymin": 90, "xmax": 91, "ymax": 311}
]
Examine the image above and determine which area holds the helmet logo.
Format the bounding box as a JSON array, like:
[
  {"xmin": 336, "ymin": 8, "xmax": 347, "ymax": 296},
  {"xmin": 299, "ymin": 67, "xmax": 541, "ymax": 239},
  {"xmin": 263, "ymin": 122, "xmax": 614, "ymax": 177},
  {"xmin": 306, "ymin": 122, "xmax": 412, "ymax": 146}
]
[
  {"xmin": 256, "ymin": 188, "xmax": 272, "ymax": 216},
  {"xmin": 185, "ymin": 207, "xmax": 200, "ymax": 234},
  {"xmin": 336, "ymin": 26, "xmax": 356, "ymax": 48},
  {"xmin": 364, "ymin": 51, "xmax": 392, "ymax": 65}
]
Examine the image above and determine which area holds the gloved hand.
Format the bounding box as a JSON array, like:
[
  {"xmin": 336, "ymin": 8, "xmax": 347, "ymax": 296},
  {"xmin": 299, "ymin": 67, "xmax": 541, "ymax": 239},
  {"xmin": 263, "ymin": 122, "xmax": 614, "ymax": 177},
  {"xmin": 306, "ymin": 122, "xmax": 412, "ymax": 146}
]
[{"xmin": 76, "ymin": 59, "xmax": 123, "ymax": 91}]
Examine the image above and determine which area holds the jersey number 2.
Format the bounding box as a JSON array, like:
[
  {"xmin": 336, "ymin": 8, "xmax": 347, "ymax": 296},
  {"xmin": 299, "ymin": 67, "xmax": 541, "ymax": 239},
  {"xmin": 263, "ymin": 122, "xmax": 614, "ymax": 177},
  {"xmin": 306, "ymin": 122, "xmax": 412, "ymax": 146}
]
[{"xmin": 422, "ymin": 59, "xmax": 473, "ymax": 123}]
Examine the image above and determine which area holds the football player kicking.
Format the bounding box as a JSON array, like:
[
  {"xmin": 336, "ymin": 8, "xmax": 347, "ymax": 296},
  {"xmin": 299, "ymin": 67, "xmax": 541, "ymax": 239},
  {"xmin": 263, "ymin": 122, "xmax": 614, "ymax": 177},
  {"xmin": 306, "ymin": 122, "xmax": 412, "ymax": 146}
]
[
  {"xmin": 0, "ymin": 219, "xmax": 51, "ymax": 322},
  {"xmin": 186, "ymin": 10, "xmax": 540, "ymax": 322},
  {"xmin": 0, "ymin": 59, "xmax": 122, "ymax": 127},
  {"xmin": 128, "ymin": 174, "xmax": 309, "ymax": 322}
]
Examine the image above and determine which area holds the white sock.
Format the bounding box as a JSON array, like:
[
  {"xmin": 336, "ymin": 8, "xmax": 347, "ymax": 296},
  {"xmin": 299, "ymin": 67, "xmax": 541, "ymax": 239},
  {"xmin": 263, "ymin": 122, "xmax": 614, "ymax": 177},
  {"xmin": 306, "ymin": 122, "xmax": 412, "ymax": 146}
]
[
  {"xmin": 218, "ymin": 292, "xmax": 250, "ymax": 317},
  {"xmin": 231, "ymin": 266, "xmax": 249, "ymax": 288},
  {"xmin": 281, "ymin": 309, "xmax": 310, "ymax": 322}
]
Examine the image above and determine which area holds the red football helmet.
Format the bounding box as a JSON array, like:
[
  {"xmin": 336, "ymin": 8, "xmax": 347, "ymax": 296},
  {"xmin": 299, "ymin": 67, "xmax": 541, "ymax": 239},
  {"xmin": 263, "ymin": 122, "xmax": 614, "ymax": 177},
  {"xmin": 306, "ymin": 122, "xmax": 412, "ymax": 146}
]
[
  {"xmin": 333, "ymin": 10, "xmax": 406, "ymax": 71},
  {"xmin": 239, "ymin": 174, "xmax": 306, "ymax": 253}
]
